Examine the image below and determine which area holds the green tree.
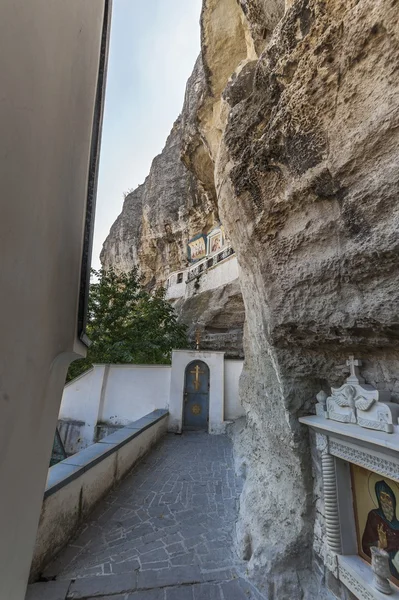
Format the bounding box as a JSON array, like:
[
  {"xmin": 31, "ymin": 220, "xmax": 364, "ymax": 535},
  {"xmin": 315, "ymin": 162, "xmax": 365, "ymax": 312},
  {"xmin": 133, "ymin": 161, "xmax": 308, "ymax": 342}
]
[{"xmin": 67, "ymin": 268, "xmax": 188, "ymax": 381}]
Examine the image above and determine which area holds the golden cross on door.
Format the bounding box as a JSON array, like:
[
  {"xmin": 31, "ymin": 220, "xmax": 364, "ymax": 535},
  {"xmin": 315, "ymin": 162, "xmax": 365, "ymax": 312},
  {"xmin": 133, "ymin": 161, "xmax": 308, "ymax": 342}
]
[{"xmin": 190, "ymin": 364, "xmax": 205, "ymax": 391}]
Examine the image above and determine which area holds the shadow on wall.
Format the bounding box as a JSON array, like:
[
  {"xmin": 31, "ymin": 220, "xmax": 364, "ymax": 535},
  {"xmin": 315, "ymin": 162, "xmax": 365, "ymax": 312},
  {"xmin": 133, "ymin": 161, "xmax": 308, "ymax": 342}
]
[{"xmin": 58, "ymin": 364, "xmax": 171, "ymax": 453}]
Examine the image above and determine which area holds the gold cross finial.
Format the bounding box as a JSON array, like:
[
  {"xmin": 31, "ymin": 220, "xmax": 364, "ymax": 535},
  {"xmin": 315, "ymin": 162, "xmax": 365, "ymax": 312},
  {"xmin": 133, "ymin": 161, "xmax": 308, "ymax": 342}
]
[{"xmin": 195, "ymin": 328, "xmax": 201, "ymax": 350}]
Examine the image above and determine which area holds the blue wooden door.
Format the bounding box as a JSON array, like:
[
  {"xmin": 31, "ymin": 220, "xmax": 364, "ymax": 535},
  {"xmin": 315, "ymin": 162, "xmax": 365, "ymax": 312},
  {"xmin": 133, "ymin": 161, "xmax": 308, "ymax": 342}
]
[{"xmin": 183, "ymin": 361, "xmax": 210, "ymax": 430}]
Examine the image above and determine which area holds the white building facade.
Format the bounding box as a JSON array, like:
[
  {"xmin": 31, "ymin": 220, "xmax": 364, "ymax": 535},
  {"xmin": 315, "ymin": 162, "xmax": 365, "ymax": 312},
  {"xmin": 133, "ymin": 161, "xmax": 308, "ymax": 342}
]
[{"xmin": 165, "ymin": 224, "xmax": 239, "ymax": 301}]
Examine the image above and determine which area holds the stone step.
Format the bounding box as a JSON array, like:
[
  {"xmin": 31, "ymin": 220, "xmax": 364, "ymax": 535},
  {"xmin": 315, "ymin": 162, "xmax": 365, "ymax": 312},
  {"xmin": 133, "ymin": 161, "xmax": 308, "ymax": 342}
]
[
  {"xmin": 26, "ymin": 573, "xmax": 265, "ymax": 600},
  {"xmin": 25, "ymin": 580, "xmax": 71, "ymax": 600}
]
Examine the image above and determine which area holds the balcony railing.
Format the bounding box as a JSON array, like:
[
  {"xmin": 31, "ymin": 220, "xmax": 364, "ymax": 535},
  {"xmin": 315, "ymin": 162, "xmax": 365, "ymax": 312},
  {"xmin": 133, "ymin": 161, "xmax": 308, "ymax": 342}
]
[
  {"xmin": 165, "ymin": 245, "xmax": 236, "ymax": 290},
  {"xmin": 186, "ymin": 245, "xmax": 235, "ymax": 283}
]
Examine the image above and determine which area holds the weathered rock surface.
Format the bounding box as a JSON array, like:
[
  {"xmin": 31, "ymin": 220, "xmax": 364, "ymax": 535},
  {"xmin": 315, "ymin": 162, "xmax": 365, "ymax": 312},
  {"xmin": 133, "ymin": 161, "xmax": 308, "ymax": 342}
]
[
  {"xmin": 101, "ymin": 56, "xmax": 214, "ymax": 286},
  {"xmin": 102, "ymin": 0, "xmax": 399, "ymax": 597},
  {"xmin": 100, "ymin": 116, "xmax": 215, "ymax": 289},
  {"xmin": 101, "ymin": 56, "xmax": 245, "ymax": 357},
  {"xmin": 174, "ymin": 280, "xmax": 245, "ymax": 357},
  {"xmin": 211, "ymin": 0, "xmax": 399, "ymax": 597}
]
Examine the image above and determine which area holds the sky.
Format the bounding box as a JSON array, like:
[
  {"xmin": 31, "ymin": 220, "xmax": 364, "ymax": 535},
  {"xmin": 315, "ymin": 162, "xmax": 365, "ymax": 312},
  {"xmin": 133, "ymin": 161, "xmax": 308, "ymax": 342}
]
[{"xmin": 92, "ymin": 0, "xmax": 203, "ymax": 270}]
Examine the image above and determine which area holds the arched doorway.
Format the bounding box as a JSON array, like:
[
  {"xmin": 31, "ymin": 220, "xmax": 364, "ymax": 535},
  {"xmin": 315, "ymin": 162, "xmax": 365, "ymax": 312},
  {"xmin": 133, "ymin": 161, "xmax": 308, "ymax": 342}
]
[{"xmin": 183, "ymin": 360, "xmax": 210, "ymax": 430}]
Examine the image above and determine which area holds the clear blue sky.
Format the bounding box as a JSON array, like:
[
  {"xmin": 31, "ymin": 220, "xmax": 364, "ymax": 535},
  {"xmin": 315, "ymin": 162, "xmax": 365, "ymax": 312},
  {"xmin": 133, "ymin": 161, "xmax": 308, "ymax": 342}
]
[{"xmin": 92, "ymin": 0, "xmax": 202, "ymax": 269}]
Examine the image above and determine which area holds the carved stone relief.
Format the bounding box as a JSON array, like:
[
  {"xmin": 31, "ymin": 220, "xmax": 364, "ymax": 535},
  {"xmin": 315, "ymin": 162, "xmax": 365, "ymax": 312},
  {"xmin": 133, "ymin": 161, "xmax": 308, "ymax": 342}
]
[
  {"xmin": 329, "ymin": 440, "xmax": 399, "ymax": 482},
  {"xmin": 322, "ymin": 356, "xmax": 399, "ymax": 434},
  {"xmin": 301, "ymin": 357, "xmax": 399, "ymax": 599},
  {"xmin": 338, "ymin": 566, "xmax": 375, "ymax": 600}
]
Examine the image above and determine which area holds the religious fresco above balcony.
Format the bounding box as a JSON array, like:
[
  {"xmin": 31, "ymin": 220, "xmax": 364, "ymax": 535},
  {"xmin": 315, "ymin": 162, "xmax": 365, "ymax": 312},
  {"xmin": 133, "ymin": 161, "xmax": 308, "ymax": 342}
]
[
  {"xmin": 207, "ymin": 227, "xmax": 224, "ymax": 254},
  {"xmin": 187, "ymin": 234, "xmax": 207, "ymax": 263},
  {"xmin": 351, "ymin": 464, "xmax": 399, "ymax": 586}
]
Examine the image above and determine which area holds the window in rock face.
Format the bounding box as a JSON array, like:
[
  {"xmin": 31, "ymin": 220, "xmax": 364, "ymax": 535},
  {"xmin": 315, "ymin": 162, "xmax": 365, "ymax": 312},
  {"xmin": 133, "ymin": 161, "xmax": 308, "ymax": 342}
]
[{"xmin": 177, "ymin": 273, "xmax": 183, "ymax": 284}]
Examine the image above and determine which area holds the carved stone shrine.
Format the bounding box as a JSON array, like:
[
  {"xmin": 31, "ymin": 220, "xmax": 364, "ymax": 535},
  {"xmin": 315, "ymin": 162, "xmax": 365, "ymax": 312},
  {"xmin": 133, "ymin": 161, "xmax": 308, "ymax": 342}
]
[{"xmin": 301, "ymin": 357, "xmax": 399, "ymax": 599}]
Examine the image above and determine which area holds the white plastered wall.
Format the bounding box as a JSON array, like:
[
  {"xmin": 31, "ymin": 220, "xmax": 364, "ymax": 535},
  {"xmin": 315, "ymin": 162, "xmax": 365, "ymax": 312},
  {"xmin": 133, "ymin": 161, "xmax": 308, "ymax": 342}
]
[
  {"xmin": 0, "ymin": 2, "xmax": 109, "ymax": 598},
  {"xmin": 59, "ymin": 360, "xmax": 243, "ymax": 448},
  {"xmin": 165, "ymin": 279, "xmax": 185, "ymax": 300},
  {"xmin": 31, "ymin": 415, "xmax": 168, "ymax": 580},
  {"xmin": 169, "ymin": 350, "xmax": 226, "ymax": 434},
  {"xmin": 166, "ymin": 255, "xmax": 239, "ymax": 300},
  {"xmin": 185, "ymin": 256, "xmax": 239, "ymax": 297},
  {"xmin": 100, "ymin": 365, "xmax": 170, "ymax": 425},
  {"xmin": 59, "ymin": 365, "xmax": 171, "ymax": 448},
  {"xmin": 224, "ymin": 359, "xmax": 245, "ymax": 420}
]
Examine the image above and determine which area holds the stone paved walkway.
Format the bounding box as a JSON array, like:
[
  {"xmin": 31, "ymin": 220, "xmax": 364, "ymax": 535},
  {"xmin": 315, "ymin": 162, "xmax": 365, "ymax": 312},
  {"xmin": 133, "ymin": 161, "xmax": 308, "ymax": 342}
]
[{"xmin": 27, "ymin": 432, "xmax": 264, "ymax": 600}]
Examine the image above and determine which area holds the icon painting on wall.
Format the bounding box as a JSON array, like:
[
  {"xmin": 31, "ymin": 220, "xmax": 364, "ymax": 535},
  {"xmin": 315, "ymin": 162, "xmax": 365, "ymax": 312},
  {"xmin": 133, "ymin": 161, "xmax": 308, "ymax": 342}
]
[
  {"xmin": 209, "ymin": 231, "xmax": 223, "ymax": 253},
  {"xmin": 188, "ymin": 234, "xmax": 207, "ymax": 263},
  {"xmin": 351, "ymin": 464, "xmax": 399, "ymax": 584}
]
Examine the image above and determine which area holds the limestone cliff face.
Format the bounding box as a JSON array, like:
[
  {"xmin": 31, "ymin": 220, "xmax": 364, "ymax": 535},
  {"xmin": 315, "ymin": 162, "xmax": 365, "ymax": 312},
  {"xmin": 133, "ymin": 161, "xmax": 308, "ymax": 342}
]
[
  {"xmin": 101, "ymin": 58, "xmax": 216, "ymax": 287},
  {"xmin": 175, "ymin": 279, "xmax": 245, "ymax": 356},
  {"xmin": 102, "ymin": 0, "xmax": 399, "ymax": 595},
  {"xmin": 181, "ymin": 0, "xmax": 399, "ymax": 597},
  {"xmin": 101, "ymin": 56, "xmax": 245, "ymax": 357}
]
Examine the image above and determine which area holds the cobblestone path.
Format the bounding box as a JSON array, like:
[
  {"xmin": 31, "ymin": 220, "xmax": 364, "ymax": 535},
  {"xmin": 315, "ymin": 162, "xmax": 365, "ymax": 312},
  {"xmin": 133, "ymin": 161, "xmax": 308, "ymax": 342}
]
[{"xmin": 26, "ymin": 432, "xmax": 264, "ymax": 600}]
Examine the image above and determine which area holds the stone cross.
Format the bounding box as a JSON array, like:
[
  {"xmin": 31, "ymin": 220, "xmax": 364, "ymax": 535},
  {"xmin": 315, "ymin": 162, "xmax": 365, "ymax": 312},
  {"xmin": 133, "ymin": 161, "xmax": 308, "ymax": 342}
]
[{"xmin": 346, "ymin": 355, "xmax": 364, "ymax": 384}]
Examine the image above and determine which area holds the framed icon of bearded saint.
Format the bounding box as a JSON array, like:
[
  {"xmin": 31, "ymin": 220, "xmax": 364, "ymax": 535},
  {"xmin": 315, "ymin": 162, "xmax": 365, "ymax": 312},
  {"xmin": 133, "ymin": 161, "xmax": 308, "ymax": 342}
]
[{"xmin": 351, "ymin": 464, "xmax": 399, "ymax": 585}]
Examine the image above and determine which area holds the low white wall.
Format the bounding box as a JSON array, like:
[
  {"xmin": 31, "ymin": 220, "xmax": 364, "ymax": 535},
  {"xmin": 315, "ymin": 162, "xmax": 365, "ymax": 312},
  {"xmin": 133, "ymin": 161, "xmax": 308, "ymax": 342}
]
[
  {"xmin": 58, "ymin": 365, "xmax": 171, "ymax": 450},
  {"xmin": 59, "ymin": 359, "xmax": 244, "ymax": 452},
  {"xmin": 59, "ymin": 368, "xmax": 96, "ymax": 422},
  {"xmin": 224, "ymin": 359, "xmax": 245, "ymax": 420},
  {"xmin": 59, "ymin": 367, "xmax": 105, "ymax": 452},
  {"xmin": 100, "ymin": 365, "xmax": 170, "ymax": 426},
  {"xmin": 31, "ymin": 411, "xmax": 168, "ymax": 580}
]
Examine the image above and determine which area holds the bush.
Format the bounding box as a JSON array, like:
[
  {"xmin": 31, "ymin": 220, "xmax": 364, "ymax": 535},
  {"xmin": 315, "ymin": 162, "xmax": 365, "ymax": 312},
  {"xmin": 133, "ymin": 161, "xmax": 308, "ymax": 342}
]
[{"xmin": 67, "ymin": 267, "xmax": 188, "ymax": 382}]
